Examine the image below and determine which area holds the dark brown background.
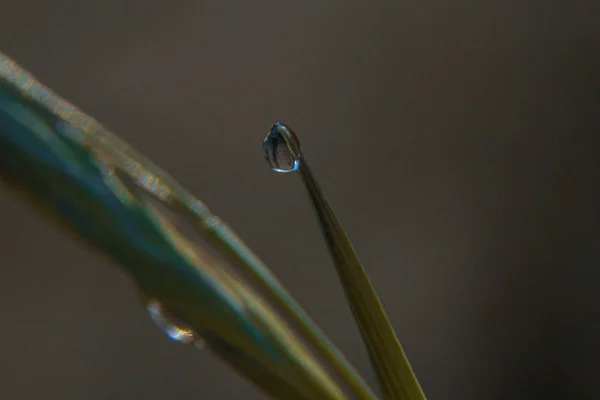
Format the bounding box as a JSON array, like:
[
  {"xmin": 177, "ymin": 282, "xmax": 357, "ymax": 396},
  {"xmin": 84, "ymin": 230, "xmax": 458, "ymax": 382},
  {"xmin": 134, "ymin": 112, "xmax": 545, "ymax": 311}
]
[{"xmin": 1, "ymin": 1, "xmax": 599, "ymax": 399}]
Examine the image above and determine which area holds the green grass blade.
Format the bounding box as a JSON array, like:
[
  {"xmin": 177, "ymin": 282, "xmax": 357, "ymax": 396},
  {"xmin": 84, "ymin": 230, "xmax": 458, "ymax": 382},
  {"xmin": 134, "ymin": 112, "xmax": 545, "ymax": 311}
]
[{"xmin": 299, "ymin": 161, "xmax": 427, "ymax": 400}]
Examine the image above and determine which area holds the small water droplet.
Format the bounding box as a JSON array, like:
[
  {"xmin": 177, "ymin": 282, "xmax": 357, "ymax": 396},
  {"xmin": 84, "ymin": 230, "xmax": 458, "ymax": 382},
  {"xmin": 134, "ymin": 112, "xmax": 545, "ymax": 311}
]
[
  {"xmin": 146, "ymin": 300, "xmax": 205, "ymax": 348},
  {"xmin": 263, "ymin": 122, "xmax": 302, "ymax": 173}
]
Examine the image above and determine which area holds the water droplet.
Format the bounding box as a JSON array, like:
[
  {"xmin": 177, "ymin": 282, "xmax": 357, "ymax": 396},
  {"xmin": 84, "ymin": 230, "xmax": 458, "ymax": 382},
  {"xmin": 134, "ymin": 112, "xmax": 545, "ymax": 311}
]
[
  {"xmin": 146, "ymin": 300, "xmax": 205, "ymax": 348},
  {"xmin": 263, "ymin": 122, "xmax": 302, "ymax": 173}
]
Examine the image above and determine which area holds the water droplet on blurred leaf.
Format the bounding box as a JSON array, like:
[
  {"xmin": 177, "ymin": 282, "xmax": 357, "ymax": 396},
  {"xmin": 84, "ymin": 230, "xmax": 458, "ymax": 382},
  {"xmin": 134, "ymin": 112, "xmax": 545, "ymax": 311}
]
[{"xmin": 146, "ymin": 299, "xmax": 204, "ymax": 348}]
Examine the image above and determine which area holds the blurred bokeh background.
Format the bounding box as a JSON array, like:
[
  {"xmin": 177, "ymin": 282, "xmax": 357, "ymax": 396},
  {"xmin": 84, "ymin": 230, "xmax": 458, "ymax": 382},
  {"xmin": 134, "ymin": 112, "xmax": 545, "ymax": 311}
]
[{"xmin": 1, "ymin": 1, "xmax": 599, "ymax": 399}]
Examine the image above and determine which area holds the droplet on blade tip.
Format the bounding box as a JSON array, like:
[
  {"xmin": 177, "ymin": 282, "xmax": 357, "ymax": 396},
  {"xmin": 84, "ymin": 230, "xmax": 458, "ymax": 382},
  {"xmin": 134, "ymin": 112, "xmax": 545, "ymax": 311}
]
[{"xmin": 263, "ymin": 122, "xmax": 302, "ymax": 173}]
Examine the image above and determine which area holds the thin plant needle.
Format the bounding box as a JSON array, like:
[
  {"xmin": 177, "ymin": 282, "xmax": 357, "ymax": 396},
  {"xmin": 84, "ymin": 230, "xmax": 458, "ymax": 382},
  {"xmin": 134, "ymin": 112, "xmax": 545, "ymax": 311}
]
[{"xmin": 263, "ymin": 122, "xmax": 427, "ymax": 400}]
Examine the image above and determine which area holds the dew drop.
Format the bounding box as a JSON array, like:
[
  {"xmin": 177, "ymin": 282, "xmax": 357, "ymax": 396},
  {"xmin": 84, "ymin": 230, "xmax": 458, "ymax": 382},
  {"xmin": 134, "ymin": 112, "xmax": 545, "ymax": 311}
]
[
  {"xmin": 263, "ymin": 122, "xmax": 302, "ymax": 173},
  {"xmin": 146, "ymin": 299, "xmax": 205, "ymax": 349}
]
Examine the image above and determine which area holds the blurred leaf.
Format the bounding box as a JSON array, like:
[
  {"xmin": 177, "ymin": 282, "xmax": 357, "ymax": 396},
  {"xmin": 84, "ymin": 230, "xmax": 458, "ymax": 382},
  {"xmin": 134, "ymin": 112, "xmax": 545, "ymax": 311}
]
[{"xmin": 0, "ymin": 50, "xmax": 380, "ymax": 400}]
